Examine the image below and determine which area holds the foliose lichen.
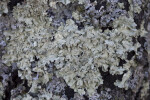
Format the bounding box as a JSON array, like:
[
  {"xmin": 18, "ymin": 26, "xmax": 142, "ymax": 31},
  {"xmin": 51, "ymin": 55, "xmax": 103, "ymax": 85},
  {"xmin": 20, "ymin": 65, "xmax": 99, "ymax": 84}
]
[{"xmin": 0, "ymin": 0, "xmax": 149, "ymax": 99}]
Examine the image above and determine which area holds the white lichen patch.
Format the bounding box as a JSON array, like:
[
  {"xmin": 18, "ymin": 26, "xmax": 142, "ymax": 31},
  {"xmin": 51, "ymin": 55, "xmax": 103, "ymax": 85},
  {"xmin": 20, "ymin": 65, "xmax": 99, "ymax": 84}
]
[
  {"xmin": 0, "ymin": 0, "xmax": 9, "ymax": 16},
  {"xmin": 2, "ymin": 0, "xmax": 147, "ymax": 96},
  {"xmin": 2, "ymin": 0, "xmax": 53, "ymax": 85}
]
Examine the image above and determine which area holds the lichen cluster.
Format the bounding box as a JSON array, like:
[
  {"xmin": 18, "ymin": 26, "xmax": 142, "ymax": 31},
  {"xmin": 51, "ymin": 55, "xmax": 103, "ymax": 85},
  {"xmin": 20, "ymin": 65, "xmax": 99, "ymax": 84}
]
[
  {"xmin": 0, "ymin": 0, "xmax": 9, "ymax": 16},
  {"xmin": 0, "ymin": 0, "xmax": 149, "ymax": 99}
]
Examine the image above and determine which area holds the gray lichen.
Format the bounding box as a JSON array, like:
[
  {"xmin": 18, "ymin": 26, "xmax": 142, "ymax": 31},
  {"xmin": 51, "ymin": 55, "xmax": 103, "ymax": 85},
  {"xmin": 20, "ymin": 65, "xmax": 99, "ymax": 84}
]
[{"xmin": 0, "ymin": 0, "xmax": 150, "ymax": 100}]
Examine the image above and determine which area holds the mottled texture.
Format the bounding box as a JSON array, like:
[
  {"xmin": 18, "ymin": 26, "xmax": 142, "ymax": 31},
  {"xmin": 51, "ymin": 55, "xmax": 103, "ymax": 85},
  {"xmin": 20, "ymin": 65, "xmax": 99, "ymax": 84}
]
[{"xmin": 0, "ymin": 0, "xmax": 150, "ymax": 100}]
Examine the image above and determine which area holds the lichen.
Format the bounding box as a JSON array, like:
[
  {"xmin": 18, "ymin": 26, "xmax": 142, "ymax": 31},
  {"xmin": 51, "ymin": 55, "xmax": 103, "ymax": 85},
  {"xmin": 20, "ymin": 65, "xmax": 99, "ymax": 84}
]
[
  {"xmin": 0, "ymin": 0, "xmax": 9, "ymax": 16},
  {"xmin": 1, "ymin": 0, "xmax": 149, "ymax": 99},
  {"xmin": 0, "ymin": 82, "xmax": 4, "ymax": 100}
]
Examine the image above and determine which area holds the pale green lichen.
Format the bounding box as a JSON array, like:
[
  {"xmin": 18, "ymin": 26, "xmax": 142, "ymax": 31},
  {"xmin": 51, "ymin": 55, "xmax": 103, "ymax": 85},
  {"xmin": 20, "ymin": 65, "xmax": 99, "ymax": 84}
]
[
  {"xmin": 0, "ymin": 82, "xmax": 4, "ymax": 100},
  {"xmin": 49, "ymin": 0, "xmax": 86, "ymax": 7},
  {"xmin": 3, "ymin": 0, "xmax": 53, "ymax": 85},
  {"xmin": 128, "ymin": 0, "xmax": 142, "ymax": 17},
  {"xmin": 0, "ymin": 0, "xmax": 9, "ymax": 16},
  {"xmin": 140, "ymin": 81, "xmax": 149, "ymax": 98},
  {"xmin": 57, "ymin": 0, "xmax": 86, "ymax": 5},
  {"xmin": 55, "ymin": 16, "xmax": 143, "ymax": 94},
  {"xmin": 1, "ymin": 0, "xmax": 148, "ymax": 97},
  {"xmin": 13, "ymin": 92, "xmax": 66, "ymax": 100}
]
